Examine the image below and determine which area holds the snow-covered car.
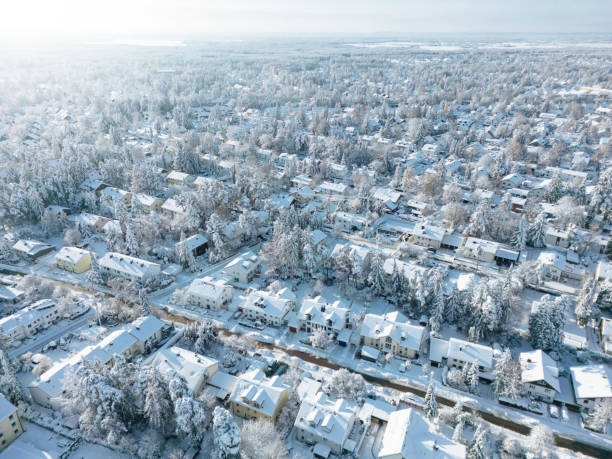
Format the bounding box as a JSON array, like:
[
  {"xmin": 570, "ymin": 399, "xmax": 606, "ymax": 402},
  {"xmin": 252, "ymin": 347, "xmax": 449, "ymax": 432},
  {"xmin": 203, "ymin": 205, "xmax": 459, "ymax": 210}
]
[{"xmin": 549, "ymin": 405, "xmax": 559, "ymax": 418}]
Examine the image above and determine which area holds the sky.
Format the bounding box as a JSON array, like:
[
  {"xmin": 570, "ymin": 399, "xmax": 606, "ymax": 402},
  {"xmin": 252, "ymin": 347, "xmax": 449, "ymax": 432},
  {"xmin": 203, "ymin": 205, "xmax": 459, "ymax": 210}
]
[{"xmin": 1, "ymin": 0, "xmax": 611, "ymax": 43}]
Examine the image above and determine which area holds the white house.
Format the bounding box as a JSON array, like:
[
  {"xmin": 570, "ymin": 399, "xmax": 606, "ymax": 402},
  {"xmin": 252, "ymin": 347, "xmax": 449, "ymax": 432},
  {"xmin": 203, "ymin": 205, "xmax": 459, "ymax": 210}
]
[
  {"xmin": 127, "ymin": 315, "xmax": 165, "ymax": 352},
  {"xmin": 333, "ymin": 212, "xmax": 366, "ymax": 233},
  {"xmin": 229, "ymin": 368, "xmax": 289, "ymax": 421},
  {"xmin": 596, "ymin": 260, "xmax": 612, "ymax": 283},
  {"xmin": 294, "ymin": 392, "xmax": 359, "ymax": 456},
  {"xmin": 600, "ymin": 318, "xmax": 612, "ymax": 355},
  {"xmin": 186, "ymin": 276, "xmax": 233, "ymax": 309},
  {"xmin": 318, "ymin": 181, "xmax": 349, "ymax": 196},
  {"xmin": 446, "ymin": 337, "xmax": 494, "ymax": 376},
  {"xmin": 161, "ymin": 198, "xmax": 188, "ymax": 219},
  {"xmin": 537, "ymin": 251, "xmax": 585, "ymax": 280},
  {"xmin": 176, "ymin": 234, "xmax": 208, "ymax": 257},
  {"xmin": 0, "ymin": 300, "xmax": 59, "ymax": 343},
  {"xmin": 378, "ymin": 408, "xmax": 466, "ymax": 459},
  {"xmin": 237, "ymin": 288, "xmax": 295, "ymax": 327},
  {"xmin": 570, "ymin": 365, "xmax": 612, "ymax": 412},
  {"xmin": 98, "ymin": 252, "xmax": 161, "ymax": 283},
  {"xmin": 151, "ymin": 346, "xmax": 218, "ymax": 395},
  {"xmin": 12, "ymin": 240, "xmax": 55, "ymax": 260},
  {"xmin": 101, "ymin": 186, "xmax": 131, "ymax": 204},
  {"xmin": 297, "ymin": 297, "xmax": 350, "ymax": 335},
  {"xmin": 545, "ymin": 227, "xmax": 571, "ymax": 249},
  {"xmin": 410, "ymin": 221, "xmax": 446, "ymax": 249},
  {"xmin": 223, "ymin": 251, "xmax": 260, "ymax": 284},
  {"xmin": 166, "ymin": 170, "xmax": 195, "ymax": 187},
  {"xmin": 371, "ymin": 187, "xmax": 402, "ymax": 211},
  {"xmin": 519, "ymin": 350, "xmax": 560, "ymax": 403},
  {"xmin": 0, "ymin": 393, "xmax": 23, "ymax": 452},
  {"xmin": 99, "ymin": 329, "xmax": 141, "ymax": 361},
  {"xmin": 360, "ymin": 311, "xmax": 427, "ymax": 359}
]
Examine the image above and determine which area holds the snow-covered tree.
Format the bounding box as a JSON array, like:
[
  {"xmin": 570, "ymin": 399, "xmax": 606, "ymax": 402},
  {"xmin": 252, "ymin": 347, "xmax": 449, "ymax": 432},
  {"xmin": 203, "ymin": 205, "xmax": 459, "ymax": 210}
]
[
  {"xmin": 424, "ymin": 376, "xmax": 438, "ymax": 420},
  {"xmin": 465, "ymin": 362, "xmax": 479, "ymax": 395},
  {"xmin": 212, "ymin": 407, "xmax": 241, "ymax": 459},
  {"xmin": 528, "ymin": 212, "xmax": 547, "ymax": 248},
  {"xmin": 369, "ymin": 251, "xmax": 387, "ymax": 297},
  {"xmin": 124, "ymin": 223, "xmax": 140, "ymax": 256},
  {"xmin": 0, "ymin": 350, "xmax": 29, "ymax": 404},
  {"xmin": 175, "ymin": 396, "xmax": 209, "ymax": 446},
  {"xmin": 512, "ymin": 215, "xmax": 528, "ymax": 250},
  {"xmin": 310, "ymin": 328, "xmax": 332, "ymax": 350},
  {"xmin": 587, "ymin": 399, "xmax": 612, "ymax": 433},
  {"xmin": 144, "ymin": 368, "xmax": 174, "ymax": 436},
  {"xmin": 240, "ymin": 419, "xmax": 287, "ymax": 459},
  {"xmin": 322, "ymin": 368, "xmax": 366, "ymax": 402},
  {"xmin": 575, "ymin": 275, "xmax": 598, "ymax": 327},
  {"xmin": 468, "ymin": 423, "xmax": 490, "ymax": 459},
  {"xmin": 527, "ymin": 425, "xmax": 554, "ymax": 458},
  {"xmin": 494, "ymin": 349, "xmax": 522, "ymax": 400},
  {"xmin": 529, "ymin": 295, "xmax": 567, "ymax": 351},
  {"xmin": 183, "ymin": 320, "xmax": 217, "ymax": 354}
]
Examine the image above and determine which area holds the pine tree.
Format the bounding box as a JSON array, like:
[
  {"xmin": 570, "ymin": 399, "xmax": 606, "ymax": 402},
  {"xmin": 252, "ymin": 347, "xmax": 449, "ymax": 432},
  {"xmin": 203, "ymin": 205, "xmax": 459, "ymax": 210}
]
[
  {"xmin": 424, "ymin": 376, "xmax": 438, "ymax": 420},
  {"xmin": 0, "ymin": 350, "xmax": 29, "ymax": 404},
  {"xmin": 124, "ymin": 223, "xmax": 140, "ymax": 256},
  {"xmin": 144, "ymin": 368, "xmax": 174, "ymax": 435},
  {"xmin": 390, "ymin": 165, "xmax": 401, "ymax": 189},
  {"xmin": 452, "ymin": 418, "xmax": 465, "ymax": 444},
  {"xmin": 370, "ymin": 252, "xmax": 388, "ymax": 297},
  {"xmin": 494, "ymin": 349, "xmax": 521, "ymax": 400},
  {"xmin": 575, "ymin": 276, "xmax": 598, "ymax": 327},
  {"xmin": 528, "ymin": 212, "xmax": 546, "ymax": 248},
  {"xmin": 512, "ymin": 215, "xmax": 528, "ymax": 250},
  {"xmin": 212, "ymin": 407, "xmax": 241, "ymax": 458},
  {"xmin": 545, "ymin": 170, "xmax": 564, "ymax": 203},
  {"xmin": 529, "ymin": 295, "xmax": 567, "ymax": 351},
  {"xmin": 468, "ymin": 423, "xmax": 490, "ymax": 459},
  {"xmin": 466, "ymin": 362, "xmax": 479, "ymax": 394}
]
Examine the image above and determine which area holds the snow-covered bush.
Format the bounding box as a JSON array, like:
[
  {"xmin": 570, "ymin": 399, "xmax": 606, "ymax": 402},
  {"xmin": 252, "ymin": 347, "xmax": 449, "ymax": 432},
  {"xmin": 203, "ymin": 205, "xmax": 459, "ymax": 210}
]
[
  {"xmin": 322, "ymin": 368, "xmax": 366, "ymax": 402},
  {"xmin": 240, "ymin": 418, "xmax": 287, "ymax": 459},
  {"xmin": 212, "ymin": 407, "xmax": 240, "ymax": 458}
]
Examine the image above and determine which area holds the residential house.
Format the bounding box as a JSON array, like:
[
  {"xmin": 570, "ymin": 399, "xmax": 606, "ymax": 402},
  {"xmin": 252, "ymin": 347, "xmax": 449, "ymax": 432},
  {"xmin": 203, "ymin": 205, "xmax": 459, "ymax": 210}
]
[
  {"xmin": 161, "ymin": 198, "xmax": 188, "ymax": 219},
  {"xmin": 99, "ymin": 329, "xmax": 141, "ymax": 361},
  {"xmin": 294, "ymin": 392, "xmax": 359, "ymax": 456},
  {"xmin": 333, "ymin": 212, "xmax": 366, "ymax": 233},
  {"xmin": 545, "ymin": 227, "xmax": 571, "ymax": 249},
  {"xmin": 600, "ymin": 318, "xmax": 612, "ymax": 355},
  {"xmin": 166, "ymin": 170, "xmax": 195, "ymax": 187},
  {"xmin": 536, "ymin": 251, "xmax": 585, "ymax": 280},
  {"xmin": 237, "ymin": 288, "xmax": 296, "ymax": 327},
  {"xmin": 223, "ymin": 251, "xmax": 260, "ymax": 284},
  {"xmin": 53, "ymin": 247, "xmax": 92, "ymax": 274},
  {"xmin": 0, "ymin": 300, "xmax": 59, "ymax": 343},
  {"xmin": 297, "ymin": 297, "xmax": 350, "ymax": 336},
  {"xmin": 291, "ymin": 186, "xmax": 315, "ymax": 204},
  {"xmin": 378, "ymin": 408, "xmax": 465, "ymax": 459},
  {"xmin": 372, "ymin": 187, "xmax": 402, "ymax": 211},
  {"xmin": 12, "ymin": 240, "xmax": 54, "ymax": 260},
  {"xmin": 410, "ymin": 221, "xmax": 445, "ymax": 250},
  {"xmin": 132, "ymin": 193, "xmax": 163, "ymax": 212},
  {"xmin": 127, "ymin": 315, "xmax": 165, "ymax": 352},
  {"xmin": 360, "ymin": 311, "xmax": 427, "ymax": 359},
  {"xmin": 67, "ymin": 213, "xmax": 109, "ymax": 234},
  {"xmin": 0, "ymin": 285, "xmax": 24, "ymax": 304},
  {"xmin": 291, "ymin": 174, "xmax": 315, "ymax": 189},
  {"xmin": 101, "ymin": 186, "xmax": 132, "ymax": 205},
  {"xmin": 151, "ymin": 346, "xmax": 218, "ymax": 395},
  {"xmin": 596, "ymin": 260, "xmax": 612, "ymax": 283},
  {"xmin": 446, "ymin": 337, "xmax": 494, "ymax": 377},
  {"xmin": 570, "ymin": 365, "xmax": 612, "ymax": 412},
  {"xmin": 461, "ymin": 237, "xmax": 519, "ymax": 266},
  {"xmin": 229, "ymin": 368, "xmax": 289, "ymax": 421},
  {"xmin": 176, "ymin": 234, "xmax": 208, "ymax": 257},
  {"xmin": 186, "ymin": 276, "xmax": 233, "ymax": 309},
  {"xmin": 0, "ymin": 395, "xmax": 23, "ymax": 452},
  {"xmin": 98, "ymin": 252, "xmax": 161, "ymax": 283},
  {"xmin": 519, "ymin": 350, "xmax": 560, "ymax": 403},
  {"xmin": 311, "ymin": 229, "xmax": 328, "ymax": 251},
  {"xmin": 318, "ymin": 181, "xmax": 349, "ymax": 196}
]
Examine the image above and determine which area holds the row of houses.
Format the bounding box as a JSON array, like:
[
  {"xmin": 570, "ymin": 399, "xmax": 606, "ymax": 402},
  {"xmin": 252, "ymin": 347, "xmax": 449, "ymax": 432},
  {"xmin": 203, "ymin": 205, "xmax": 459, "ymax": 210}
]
[{"xmin": 0, "ymin": 300, "xmax": 60, "ymax": 344}]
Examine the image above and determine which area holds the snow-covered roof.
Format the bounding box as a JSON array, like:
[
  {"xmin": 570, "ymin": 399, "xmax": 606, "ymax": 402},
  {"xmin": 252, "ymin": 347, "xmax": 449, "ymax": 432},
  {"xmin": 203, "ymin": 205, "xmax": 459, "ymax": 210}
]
[
  {"xmin": 0, "ymin": 393, "xmax": 17, "ymax": 422},
  {"xmin": 446, "ymin": 337, "xmax": 493, "ymax": 369},
  {"xmin": 239, "ymin": 289, "xmax": 295, "ymax": 320},
  {"xmin": 12, "ymin": 239, "xmax": 54, "ymax": 257},
  {"xmin": 151, "ymin": 346, "xmax": 218, "ymax": 394},
  {"xmin": 570, "ymin": 365, "xmax": 612, "ymax": 400},
  {"xmin": 378, "ymin": 408, "xmax": 465, "ymax": 459},
  {"xmin": 519, "ymin": 350, "xmax": 560, "ymax": 392},
  {"xmin": 0, "ymin": 285, "xmax": 24, "ymax": 302},
  {"xmin": 161, "ymin": 198, "xmax": 187, "ymax": 215},
  {"xmin": 372, "ymin": 187, "xmax": 402, "ymax": 209},
  {"xmin": 361, "ymin": 312, "xmax": 426, "ymax": 352},
  {"xmin": 597, "ymin": 260, "xmax": 612, "ymax": 282},
  {"xmin": 179, "ymin": 234, "xmax": 209, "ymax": 251},
  {"xmin": 295, "ymin": 392, "xmax": 357, "ymax": 451},
  {"xmin": 127, "ymin": 315, "xmax": 164, "ymax": 343},
  {"xmin": 98, "ymin": 252, "xmax": 160, "ymax": 280},
  {"xmin": 99, "ymin": 329, "xmax": 139, "ymax": 356},
  {"xmin": 319, "ymin": 181, "xmax": 348, "ymax": 194},
  {"xmin": 187, "ymin": 276, "xmax": 231, "ymax": 301},
  {"xmin": 101, "ymin": 186, "xmax": 129, "ymax": 201},
  {"xmin": 68, "ymin": 212, "xmax": 107, "ymax": 228},
  {"xmin": 224, "ymin": 251, "xmax": 259, "ymax": 274},
  {"xmin": 133, "ymin": 193, "xmax": 160, "ymax": 208},
  {"xmin": 299, "ymin": 296, "xmax": 349, "ymax": 331},
  {"xmin": 311, "ymin": 229, "xmax": 327, "ymax": 246},
  {"xmin": 54, "ymin": 247, "xmax": 89, "ymax": 265},
  {"xmin": 167, "ymin": 170, "xmax": 193, "ymax": 182},
  {"xmin": 429, "ymin": 337, "xmax": 449, "ymax": 363},
  {"xmin": 297, "ymin": 377, "xmax": 322, "ymax": 401},
  {"xmin": 230, "ymin": 369, "xmax": 287, "ymax": 418},
  {"xmin": 412, "ymin": 221, "xmax": 445, "ymax": 242},
  {"xmin": 0, "ymin": 300, "xmax": 58, "ymax": 336}
]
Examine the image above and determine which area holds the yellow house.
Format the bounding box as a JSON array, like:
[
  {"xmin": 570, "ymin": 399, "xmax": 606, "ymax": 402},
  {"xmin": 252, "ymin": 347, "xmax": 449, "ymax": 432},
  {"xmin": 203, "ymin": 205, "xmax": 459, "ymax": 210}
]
[
  {"xmin": 0, "ymin": 394, "xmax": 23, "ymax": 452},
  {"xmin": 54, "ymin": 247, "xmax": 92, "ymax": 274},
  {"xmin": 229, "ymin": 369, "xmax": 288, "ymax": 422}
]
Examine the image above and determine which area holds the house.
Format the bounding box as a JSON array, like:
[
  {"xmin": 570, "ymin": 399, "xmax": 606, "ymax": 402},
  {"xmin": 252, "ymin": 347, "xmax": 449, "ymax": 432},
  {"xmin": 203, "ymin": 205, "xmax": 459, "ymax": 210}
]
[
  {"xmin": 166, "ymin": 170, "xmax": 195, "ymax": 186},
  {"xmin": 237, "ymin": 288, "xmax": 296, "ymax": 327},
  {"xmin": 600, "ymin": 318, "xmax": 612, "ymax": 355},
  {"xmin": 53, "ymin": 247, "xmax": 92, "ymax": 273},
  {"xmin": 0, "ymin": 300, "xmax": 59, "ymax": 343},
  {"xmin": 291, "ymin": 186, "xmax": 315, "ymax": 204},
  {"xmin": 372, "ymin": 187, "xmax": 402, "ymax": 211},
  {"xmin": 519, "ymin": 350, "xmax": 560, "ymax": 403},
  {"xmin": 318, "ymin": 181, "xmax": 349, "ymax": 196},
  {"xmin": 151, "ymin": 346, "xmax": 218, "ymax": 395},
  {"xmin": 194, "ymin": 176, "xmax": 222, "ymax": 190},
  {"xmin": 297, "ymin": 297, "xmax": 350, "ymax": 336},
  {"xmin": 229, "ymin": 368, "xmax": 288, "ymax": 421},
  {"xmin": 223, "ymin": 251, "xmax": 260, "ymax": 283},
  {"xmin": 12, "ymin": 240, "xmax": 54, "ymax": 260},
  {"xmin": 311, "ymin": 229, "xmax": 327, "ymax": 250},
  {"xmin": 101, "ymin": 186, "xmax": 132, "ymax": 204},
  {"xmin": 99, "ymin": 329, "xmax": 141, "ymax": 360},
  {"xmin": 536, "ymin": 251, "xmax": 585, "ymax": 280},
  {"xmin": 98, "ymin": 252, "xmax": 161, "ymax": 283},
  {"xmin": 378, "ymin": 408, "xmax": 465, "ymax": 459},
  {"xmin": 176, "ymin": 234, "xmax": 208, "ymax": 257},
  {"xmin": 405, "ymin": 200, "xmax": 428, "ymax": 217},
  {"xmin": 67, "ymin": 212, "xmax": 108, "ymax": 234},
  {"xmin": 545, "ymin": 227, "xmax": 571, "ymax": 249},
  {"xmin": 132, "ymin": 193, "xmax": 163, "ymax": 212},
  {"xmin": 0, "ymin": 394, "xmax": 23, "ymax": 452},
  {"xmin": 294, "ymin": 392, "xmax": 359, "ymax": 456},
  {"xmin": 461, "ymin": 237, "xmax": 519, "ymax": 266},
  {"xmin": 569, "ymin": 365, "xmax": 612, "ymax": 412},
  {"xmin": 79, "ymin": 177, "xmax": 108, "ymax": 193},
  {"xmin": 161, "ymin": 198, "xmax": 188, "ymax": 219},
  {"xmin": 333, "ymin": 212, "xmax": 366, "ymax": 233},
  {"xmin": 360, "ymin": 311, "xmax": 427, "ymax": 359},
  {"xmin": 410, "ymin": 221, "xmax": 445, "ymax": 249},
  {"xmin": 186, "ymin": 276, "xmax": 233, "ymax": 309},
  {"xmin": 291, "ymin": 174, "xmax": 315, "ymax": 189},
  {"xmin": 127, "ymin": 315, "xmax": 165, "ymax": 352},
  {"xmin": 0, "ymin": 285, "xmax": 24, "ymax": 304},
  {"xmin": 596, "ymin": 260, "xmax": 612, "ymax": 283},
  {"xmin": 446, "ymin": 337, "xmax": 494, "ymax": 377}
]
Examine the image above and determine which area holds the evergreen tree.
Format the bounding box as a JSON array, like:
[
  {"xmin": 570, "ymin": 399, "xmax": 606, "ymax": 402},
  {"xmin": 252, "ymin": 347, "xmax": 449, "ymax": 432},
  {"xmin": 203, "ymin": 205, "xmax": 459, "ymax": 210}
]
[
  {"xmin": 369, "ymin": 252, "xmax": 388, "ymax": 297},
  {"xmin": 528, "ymin": 212, "xmax": 547, "ymax": 248},
  {"xmin": 575, "ymin": 275, "xmax": 598, "ymax": 327},
  {"xmin": 424, "ymin": 376, "xmax": 438, "ymax": 420},
  {"xmin": 144, "ymin": 368, "xmax": 174, "ymax": 435},
  {"xmin": 0, "ymin": 350, "xmax": 29, "ymax": 404},
  {"xmin": 466, "ymin": 362, "xmax": 479, "ymax": 394},
  {"xmin": 124, "ymin": 223, "xmax": 140, "ymax": 256},
  {"xmin": 512, "ymin": 215, "xmax": 528, "ymax": 250},
  {"xmin": 545, "ymin": 170, "xmax": 564, "ymax": 203},
  {"xmin": 494, "ymin": 349, "xmax": 522, "ymax": 399},
  {"xmin": 467, "ymin": 423, "xmax": 490, "ymax": 459},
  {"xmin": 529, "ymin": 295, "xmax": 567, "ymax": 351},
  {"xmin": 212, "ymin": 407, "xmax": 241, "ymax": 458}
]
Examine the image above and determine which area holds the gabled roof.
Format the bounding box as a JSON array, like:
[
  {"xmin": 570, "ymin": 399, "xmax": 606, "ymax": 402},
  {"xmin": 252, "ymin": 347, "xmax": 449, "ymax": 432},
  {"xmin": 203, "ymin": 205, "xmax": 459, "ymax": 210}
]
[
  {"xmin": 361, "ymin": 312, "xmax": 426, "ymax": 352},
  {"xmin": 99, "ymin": 329, "xmax": 139, "ymax": 355},
  {"xmin": 0, "ymin": 393, "xmax": 17, "ymax": 422},
  {"xmin": 127, "ymin": 315, "xmax": 165, "ymax": 342},
  {"xmin": 12, "ymin": 239, "xmax": 54, "ymax": 256},
  {"xmin": 187, "ymin": 276, "xmax": 231, "ymax": 301},
  {"xmin": 447, "ymin": 337, "xmax": 493, "ymax": 369},
  {"xmin": 520, "ymin": 350, "xmax": 560, "ymax": 392},
  {"xmin": 570, "ymin": 365, "xmax": 612, "ymax": 400},
  {"xmin": 54, "ymin": 247, "xmax": 90, "ymax": 265},
  {"xmin": 151, "ymin": 346, "xmax": 218, "ymax": 393}
]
